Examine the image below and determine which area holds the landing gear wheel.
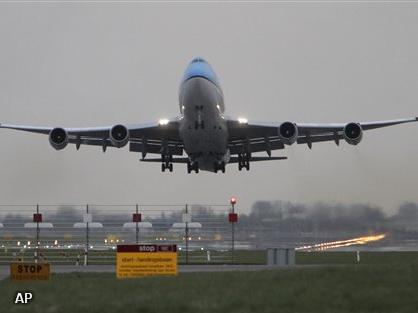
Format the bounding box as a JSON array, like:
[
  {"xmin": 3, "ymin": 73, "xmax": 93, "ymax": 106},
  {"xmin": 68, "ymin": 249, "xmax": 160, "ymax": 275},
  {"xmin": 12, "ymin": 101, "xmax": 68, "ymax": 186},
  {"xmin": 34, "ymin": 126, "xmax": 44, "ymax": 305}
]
[
  {"xmin": 161, "ymin": 154, "xmax": 173, "ymax": 173},
  {"xmin": 188, "ymin": 161, "xmax": 199, "ymax": 173},
  {"xmin": 214, "ymin": 162, "xmax": 226, "ymax": 173},
  {"xmin": 238, "ymin": 153, "xmax": 250, "ymax": 171}
]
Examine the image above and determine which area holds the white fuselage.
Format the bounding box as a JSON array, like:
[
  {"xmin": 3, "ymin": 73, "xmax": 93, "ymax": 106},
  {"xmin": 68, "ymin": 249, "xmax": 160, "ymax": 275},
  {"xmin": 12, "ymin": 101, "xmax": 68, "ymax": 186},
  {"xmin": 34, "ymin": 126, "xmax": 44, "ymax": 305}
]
[{"xmin": 179, "ymin": 77, "xmax": 229, "ymax": 171}]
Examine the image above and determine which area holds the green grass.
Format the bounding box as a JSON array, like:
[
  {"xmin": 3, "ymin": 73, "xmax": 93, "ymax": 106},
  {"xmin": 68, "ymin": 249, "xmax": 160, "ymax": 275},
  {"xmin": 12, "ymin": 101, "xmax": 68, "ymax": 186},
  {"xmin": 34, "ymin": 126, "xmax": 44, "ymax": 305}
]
[{"xmin": 1, "ymin": 263, "xmax": 418, "ymax": 313}]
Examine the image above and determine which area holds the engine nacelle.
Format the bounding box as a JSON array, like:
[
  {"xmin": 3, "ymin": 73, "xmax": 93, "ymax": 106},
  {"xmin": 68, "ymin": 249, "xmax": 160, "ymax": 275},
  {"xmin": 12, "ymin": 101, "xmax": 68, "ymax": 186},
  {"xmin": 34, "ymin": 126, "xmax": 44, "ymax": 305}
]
[
  {"xmin": 343, "ymin": 122, "xmax": 363, "ymax": 145},
  {"xmin": 109, "ymin": 124, "xmax": 129, "ymax": 148},
  {"xmin": 278, "ymin": 121, "xmax": 298, "ymax": 145},
  {"xmin": 49, "ymin": 127, "xmax": 69, "ymax": 150}
]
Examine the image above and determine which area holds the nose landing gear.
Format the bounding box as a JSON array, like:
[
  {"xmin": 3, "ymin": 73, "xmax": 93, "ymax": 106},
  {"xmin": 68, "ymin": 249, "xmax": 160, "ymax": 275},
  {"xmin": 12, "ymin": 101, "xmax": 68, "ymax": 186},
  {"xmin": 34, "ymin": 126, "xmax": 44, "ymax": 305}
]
[
  {"xmin": 238, "ymin": 153, "xmax": 250, "ymax": 171},
  {"xmin": 161, "ymin": 154, "xmax": 173, "ymax": 172}
]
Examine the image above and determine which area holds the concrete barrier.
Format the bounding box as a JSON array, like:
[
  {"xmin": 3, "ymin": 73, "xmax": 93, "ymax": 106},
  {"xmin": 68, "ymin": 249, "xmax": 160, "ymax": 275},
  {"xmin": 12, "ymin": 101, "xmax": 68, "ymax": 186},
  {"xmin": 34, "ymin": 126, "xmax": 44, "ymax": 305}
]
[{"xmin": 267, "ymin": 248, "xmax": 295, "ymax": 266}]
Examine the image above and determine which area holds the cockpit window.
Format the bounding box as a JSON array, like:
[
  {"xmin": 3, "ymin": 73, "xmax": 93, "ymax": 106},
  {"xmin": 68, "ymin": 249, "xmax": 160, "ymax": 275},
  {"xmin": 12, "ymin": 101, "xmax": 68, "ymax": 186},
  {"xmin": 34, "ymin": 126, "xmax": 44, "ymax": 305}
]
[
  {"xmin": 191, "ymin": 57, "xmax": 205, "ymax": 63},
  {"xmin": 182, "ymin": 57, "xmax": 220, "ymax": 88}
]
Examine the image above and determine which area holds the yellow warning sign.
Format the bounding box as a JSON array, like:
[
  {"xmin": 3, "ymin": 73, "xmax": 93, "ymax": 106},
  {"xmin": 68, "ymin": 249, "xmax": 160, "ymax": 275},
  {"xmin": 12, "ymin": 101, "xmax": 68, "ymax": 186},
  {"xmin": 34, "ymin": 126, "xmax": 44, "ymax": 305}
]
[
  {"xmin": 116, "ymin": 245, "xmax": 177, "ymax": 278},
  {"xmin": 10, "ymin": 262, "xmax": 50, "ymax": 281}
]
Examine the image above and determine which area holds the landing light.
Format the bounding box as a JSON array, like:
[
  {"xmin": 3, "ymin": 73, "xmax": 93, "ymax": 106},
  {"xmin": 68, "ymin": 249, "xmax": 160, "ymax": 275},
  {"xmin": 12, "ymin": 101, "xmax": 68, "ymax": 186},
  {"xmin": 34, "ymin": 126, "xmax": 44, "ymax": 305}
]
[
  {"xmin": 159, "ymin": 119, "xmax": 169, "ymax": 126},
  {"xmin": 238, "ymin": 117, "xmax": 248, "ymax": 124}
]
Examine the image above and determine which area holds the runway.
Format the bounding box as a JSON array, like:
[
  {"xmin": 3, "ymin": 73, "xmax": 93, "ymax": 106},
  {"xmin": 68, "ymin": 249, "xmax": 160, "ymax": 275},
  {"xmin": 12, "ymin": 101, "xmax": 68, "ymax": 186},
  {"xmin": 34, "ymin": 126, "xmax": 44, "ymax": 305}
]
[{"xmin": 0, "ymin": 264, "xmax": 310, "ymax": 281}]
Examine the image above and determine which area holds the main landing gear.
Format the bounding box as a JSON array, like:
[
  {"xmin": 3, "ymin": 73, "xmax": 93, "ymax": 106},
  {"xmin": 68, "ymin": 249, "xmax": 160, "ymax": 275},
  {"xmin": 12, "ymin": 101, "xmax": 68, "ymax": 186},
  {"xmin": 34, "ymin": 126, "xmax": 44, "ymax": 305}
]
[
  {"xmin": 187, "ymin": 161, "xmax": 199, "ymax": 174},
  {"xmin": 214, "ymin": 162, "xmax": 226, "ymax": 173},
  {"xmin": 238, "ymin": 153, "xmax": 250, "ymax": 171},
  {"xmin": 161, "ymin": 154, "xmax": 173, "ymax": 172}
]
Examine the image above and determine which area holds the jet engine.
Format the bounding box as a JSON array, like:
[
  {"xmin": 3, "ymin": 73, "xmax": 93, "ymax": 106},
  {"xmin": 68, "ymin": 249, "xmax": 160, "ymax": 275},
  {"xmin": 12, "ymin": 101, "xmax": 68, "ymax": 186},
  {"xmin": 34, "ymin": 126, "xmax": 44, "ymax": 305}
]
[
  {"xmin": 343, "ymin": 122, "xmax": 363, "ymax": 145},
  {"xmin": 278, "ymin": 121, "xmax": 298, "ymax": 145},
  {"xmin": 110, "ymin": 124, "xmax": 129, "ymax": 148},
  {"xmin": 49, "ymin": 127, "xmax": 69, "ymax": 150}
]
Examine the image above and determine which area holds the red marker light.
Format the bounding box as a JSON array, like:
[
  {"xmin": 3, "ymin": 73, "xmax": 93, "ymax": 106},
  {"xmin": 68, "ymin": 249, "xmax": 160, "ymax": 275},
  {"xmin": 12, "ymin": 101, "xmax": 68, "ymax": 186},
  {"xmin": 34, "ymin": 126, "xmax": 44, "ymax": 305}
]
[{"xmin": 230, "ymin": 197, "xmax": 237, "ymax": 205}]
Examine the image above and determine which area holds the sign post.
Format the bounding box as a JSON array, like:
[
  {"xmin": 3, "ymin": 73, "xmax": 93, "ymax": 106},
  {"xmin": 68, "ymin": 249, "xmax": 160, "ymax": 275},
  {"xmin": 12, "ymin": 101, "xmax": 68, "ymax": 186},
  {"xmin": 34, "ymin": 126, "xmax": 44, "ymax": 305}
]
[
  {"xmin": 33, "ymin": 204, "xmax": 42, "ymax": 263},
  {"xmin": 133, "ymin": 204, "xmax": 141, "ymax": 244},
  {"xmin": 116, "ymin": 244, "xmax": 177, "ymax": 278},
  {"xmin": 182, "ymin": 205, "xmax": 191, "ymax": 265},
  {"xmin": 229, "ymin": 197, "xmax": 238, "ymax": 264},
  {"xmin": 84, "ymin": 205, "xmax": 92, "ymax": 266}
]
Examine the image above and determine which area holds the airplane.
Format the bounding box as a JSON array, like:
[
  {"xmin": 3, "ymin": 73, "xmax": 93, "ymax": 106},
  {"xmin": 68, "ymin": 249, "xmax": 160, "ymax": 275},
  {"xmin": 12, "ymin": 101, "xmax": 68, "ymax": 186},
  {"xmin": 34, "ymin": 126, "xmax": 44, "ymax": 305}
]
[{"xmin": 0, "ymin": 57, "xmax": 417, "ymax": 173}]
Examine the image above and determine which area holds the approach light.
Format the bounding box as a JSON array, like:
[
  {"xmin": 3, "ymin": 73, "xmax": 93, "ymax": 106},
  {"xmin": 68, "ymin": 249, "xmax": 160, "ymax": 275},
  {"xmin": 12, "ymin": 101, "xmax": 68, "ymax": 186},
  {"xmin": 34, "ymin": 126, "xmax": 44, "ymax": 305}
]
[{"xmin": 237, "ymin": 117, "xmax": 248, "ymax": 124}]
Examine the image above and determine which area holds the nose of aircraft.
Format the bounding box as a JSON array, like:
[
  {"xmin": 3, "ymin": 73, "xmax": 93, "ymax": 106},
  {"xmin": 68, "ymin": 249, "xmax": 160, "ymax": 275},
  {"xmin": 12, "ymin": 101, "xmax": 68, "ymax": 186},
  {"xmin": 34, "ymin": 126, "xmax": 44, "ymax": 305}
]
[{"xmin": 182, "ymin": 57, "xmax": 219, "ymax": 86}]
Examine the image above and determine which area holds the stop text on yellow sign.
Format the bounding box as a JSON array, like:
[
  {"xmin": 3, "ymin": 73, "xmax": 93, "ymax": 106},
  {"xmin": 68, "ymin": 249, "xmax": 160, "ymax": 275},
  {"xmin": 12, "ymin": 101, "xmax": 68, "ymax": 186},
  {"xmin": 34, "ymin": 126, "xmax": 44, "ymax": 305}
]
[{"xmin": 10, "ymin": 262, "xmax": 50, "ymax": 281}]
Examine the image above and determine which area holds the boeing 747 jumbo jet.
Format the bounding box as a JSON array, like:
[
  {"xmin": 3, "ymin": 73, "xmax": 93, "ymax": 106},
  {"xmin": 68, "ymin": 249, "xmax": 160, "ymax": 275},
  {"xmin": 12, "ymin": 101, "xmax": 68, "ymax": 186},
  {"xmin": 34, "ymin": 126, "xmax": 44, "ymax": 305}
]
[{"xmin": 1, "ymin": 58, "xmax": 417, "ymax": 173}]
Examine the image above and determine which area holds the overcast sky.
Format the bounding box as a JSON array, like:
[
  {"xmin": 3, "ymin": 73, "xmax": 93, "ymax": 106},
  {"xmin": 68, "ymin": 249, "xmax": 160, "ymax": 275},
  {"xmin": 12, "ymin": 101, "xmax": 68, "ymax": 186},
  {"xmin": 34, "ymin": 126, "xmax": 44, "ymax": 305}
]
[{"xmin": 0, "ymin": 2, "xmax": 417, "ymax": 214}]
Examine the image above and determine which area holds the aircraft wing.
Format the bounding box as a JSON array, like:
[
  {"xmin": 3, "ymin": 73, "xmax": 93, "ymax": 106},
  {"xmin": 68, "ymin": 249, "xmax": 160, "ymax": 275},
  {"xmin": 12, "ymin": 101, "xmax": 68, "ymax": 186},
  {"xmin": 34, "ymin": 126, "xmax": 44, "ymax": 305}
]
[
  {"xmin": 226, "ymin": 117, "xmax": 418, "ymax": 155},
  {"xmin": 0, "ymin": 117, "xmax": 183, "ymax": 157}
]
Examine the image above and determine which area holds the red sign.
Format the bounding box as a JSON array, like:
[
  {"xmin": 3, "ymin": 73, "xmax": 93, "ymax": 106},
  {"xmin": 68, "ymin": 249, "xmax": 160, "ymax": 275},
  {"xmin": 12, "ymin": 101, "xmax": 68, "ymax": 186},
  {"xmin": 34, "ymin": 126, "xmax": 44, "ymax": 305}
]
[
  {"xmin": 229, "ymin": 213, "xmax": 238, "ymax": 223},
  {"xmin": 132, "ymin": 213, "xmax": 142, "ymax": 223},
  {"xmin": 33, "ymin": 214, "xmax": 42, "ymax": 223}
]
